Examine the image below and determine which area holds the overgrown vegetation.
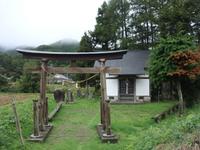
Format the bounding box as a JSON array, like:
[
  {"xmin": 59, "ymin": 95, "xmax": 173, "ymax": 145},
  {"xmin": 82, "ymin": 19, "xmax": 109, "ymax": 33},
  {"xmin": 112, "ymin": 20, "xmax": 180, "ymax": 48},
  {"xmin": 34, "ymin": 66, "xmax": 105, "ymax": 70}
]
[
  {"xmin": 1, "ymin": 95, "xmax": 200, "ymax": 150},
  {"xmin": 128, "ymin": 105, "xmax": 200, "ymax": 149},
  {"xmin": 149, "ymin": 34, "xmax": 200, "ymax": 111},
  {"xmin": 0, "ymin": 94, "xmax": 56, "ymax": 149},
  {"xmin": 149, "ymin": 34, "xmax": 196, "ymax": 87}
]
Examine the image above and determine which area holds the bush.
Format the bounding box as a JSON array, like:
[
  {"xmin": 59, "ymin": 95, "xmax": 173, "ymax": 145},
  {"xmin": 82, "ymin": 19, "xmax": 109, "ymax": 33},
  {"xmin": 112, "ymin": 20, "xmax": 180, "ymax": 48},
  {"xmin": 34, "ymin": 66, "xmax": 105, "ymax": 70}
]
[
  {"xmin": 18, "ymin": 73, "xmax": 40, "ymax": 93},
  {"xmin": 127, "ymin": 109, "xmax": 200, "ymax": 149}
]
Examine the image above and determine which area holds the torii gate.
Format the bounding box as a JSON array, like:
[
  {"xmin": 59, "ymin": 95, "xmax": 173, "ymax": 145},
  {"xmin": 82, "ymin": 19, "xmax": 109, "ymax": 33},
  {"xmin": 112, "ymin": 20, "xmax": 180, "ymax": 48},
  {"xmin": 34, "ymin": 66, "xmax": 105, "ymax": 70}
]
[{"xmin": 17, "ymin": 49, "xmax": 127, "ymax": 143}]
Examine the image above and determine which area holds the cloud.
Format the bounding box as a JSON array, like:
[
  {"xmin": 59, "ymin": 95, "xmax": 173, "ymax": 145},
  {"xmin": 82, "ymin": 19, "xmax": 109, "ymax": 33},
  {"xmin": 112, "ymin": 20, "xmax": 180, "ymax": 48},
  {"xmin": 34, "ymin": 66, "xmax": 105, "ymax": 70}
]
[{"xmin": 0, "ymin": 0, "xmax": 105, "ymax": 48}]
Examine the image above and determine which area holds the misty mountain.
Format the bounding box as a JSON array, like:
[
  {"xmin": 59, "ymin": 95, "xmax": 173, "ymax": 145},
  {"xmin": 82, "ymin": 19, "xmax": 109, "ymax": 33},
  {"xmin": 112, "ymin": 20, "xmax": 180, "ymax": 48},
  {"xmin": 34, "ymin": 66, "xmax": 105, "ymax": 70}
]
[
  {"xmin": 0, "ymin": 46, "xmax": 6, "ymax": 52},
  {"xmin": 0, "ymin": 39, "xmax": 80, "ymax": 53},
  {"xmin": 35, "ymin": 39, "xmax": 80, "ymax": 52}
]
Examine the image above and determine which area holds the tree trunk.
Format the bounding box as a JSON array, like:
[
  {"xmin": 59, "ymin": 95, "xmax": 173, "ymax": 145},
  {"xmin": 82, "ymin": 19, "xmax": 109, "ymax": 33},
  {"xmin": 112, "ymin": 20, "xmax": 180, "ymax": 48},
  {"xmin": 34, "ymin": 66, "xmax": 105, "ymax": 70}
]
[{"xmin": 177, "ymin": 80, "xmax": 184, "ymax": 114}]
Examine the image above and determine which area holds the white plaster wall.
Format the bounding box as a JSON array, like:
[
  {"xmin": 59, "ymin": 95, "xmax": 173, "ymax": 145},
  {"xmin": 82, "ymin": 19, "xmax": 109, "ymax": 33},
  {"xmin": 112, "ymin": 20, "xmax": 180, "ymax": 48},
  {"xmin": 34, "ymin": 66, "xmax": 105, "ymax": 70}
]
[
  {"xmin": 106, "ymin": 79, "xmax": 118, "ymax": 97},
  {"xmin": 136, "ymin": 79, "xmax": 150, "ymax": 96}
]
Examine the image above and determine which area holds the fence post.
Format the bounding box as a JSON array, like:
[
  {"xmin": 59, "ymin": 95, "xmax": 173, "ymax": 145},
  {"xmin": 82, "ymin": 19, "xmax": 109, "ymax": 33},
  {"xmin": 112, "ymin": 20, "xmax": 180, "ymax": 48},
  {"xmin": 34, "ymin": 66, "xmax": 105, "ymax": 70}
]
[{"xmin": 11, "ymin": 97, "xmax": 24, "ymax": 145}]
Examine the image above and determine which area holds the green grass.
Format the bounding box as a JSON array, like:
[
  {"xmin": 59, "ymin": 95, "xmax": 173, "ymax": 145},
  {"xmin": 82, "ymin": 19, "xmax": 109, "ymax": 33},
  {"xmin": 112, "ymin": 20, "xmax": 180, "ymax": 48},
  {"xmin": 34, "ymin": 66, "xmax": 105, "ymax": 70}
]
[
  {"xmin": 1, "ymin": 95, "xmax": 200, "ymax": 150},
  {"xmin": 24, "ymin": 99, "xmax": 174, "ymax": 150},
  {"xmin": 0, "ymin": 93, "xmax": 56, "ymax": 150},
  {"xmin": 0, "ymin": 94, "xmax": 176, "ymax": 150}
]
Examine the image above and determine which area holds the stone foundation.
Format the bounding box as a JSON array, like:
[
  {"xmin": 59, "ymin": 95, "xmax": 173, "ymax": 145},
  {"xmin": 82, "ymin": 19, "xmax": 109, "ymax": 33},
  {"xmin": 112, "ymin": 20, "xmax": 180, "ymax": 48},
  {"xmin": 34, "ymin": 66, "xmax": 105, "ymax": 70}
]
[{"xmin": 135, "ymin": 96, "xmax": 151, "ymax": 103}]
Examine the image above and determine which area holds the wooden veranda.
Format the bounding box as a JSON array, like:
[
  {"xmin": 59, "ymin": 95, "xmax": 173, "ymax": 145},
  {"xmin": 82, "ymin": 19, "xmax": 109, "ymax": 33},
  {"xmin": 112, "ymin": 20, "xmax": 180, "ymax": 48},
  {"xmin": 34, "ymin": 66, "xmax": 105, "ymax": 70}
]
[{"xmin": 17, "ymin": 49, "xmax": 127, "ymax": 143}]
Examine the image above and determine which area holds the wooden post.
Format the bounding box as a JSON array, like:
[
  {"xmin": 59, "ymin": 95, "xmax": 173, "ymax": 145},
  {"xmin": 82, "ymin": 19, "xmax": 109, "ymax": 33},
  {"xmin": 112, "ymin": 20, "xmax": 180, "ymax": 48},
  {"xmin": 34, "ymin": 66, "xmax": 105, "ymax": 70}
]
[
  {"xmin": 31, "ymin": 99, "xmax": 41, "ymax": 138},
  {"xmin": 11, "ymin": 97, "xmax": 25, "ymax": 145},
  {"xmin": 66, "ymin": 90, "xmax": 70, "ymax": 103},
  {"xmin": 44, "ymin": 97, "xmax": 49, "ymax": 126},
  {"xmin": 48, "ymin": 101, "xmax": 63, "ymax": 121},
  {"xmin": 97, "ymin": 59, "xmax": 118, "ymax": 142},
  {"xmin": 105, "ymin": 99, "xmax": 111, "ymax": 135},
  {"xmin": 99, "ymin": 59, "xmax": 106, "ymax": 130},
  {"xmin": 66, "ymin": 90, "xmax": 74, "ymax": 103},
  {"xmin": 39, "ymin": 59, "xmax": 48, "ymax": 131},
  {"xmin": 70, "ymin": 92, "xmax": 74, "ymax": 102},
  {"xmin": 86, "ymin": 80, "xmax": 89, "ymax": 97},
  {"xmin": 77, "ymin": 89, "xmax": 82, "ymax": 97}
]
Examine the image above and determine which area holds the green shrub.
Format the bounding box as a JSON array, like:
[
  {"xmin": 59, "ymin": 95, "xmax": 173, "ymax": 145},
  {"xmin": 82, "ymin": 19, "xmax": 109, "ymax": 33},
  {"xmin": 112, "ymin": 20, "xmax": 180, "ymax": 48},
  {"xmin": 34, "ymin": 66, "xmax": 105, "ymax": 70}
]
[{"xmin": 127, "ymin": 111, "xmax": 200, "ymax": 149}]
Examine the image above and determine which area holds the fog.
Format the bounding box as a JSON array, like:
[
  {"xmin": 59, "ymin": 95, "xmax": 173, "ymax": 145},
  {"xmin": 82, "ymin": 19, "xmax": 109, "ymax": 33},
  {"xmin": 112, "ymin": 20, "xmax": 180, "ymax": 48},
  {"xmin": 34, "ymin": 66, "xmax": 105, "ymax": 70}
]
[{"xmin": 0, "ymin": 0, "xmax": 106, "ymax": 48}]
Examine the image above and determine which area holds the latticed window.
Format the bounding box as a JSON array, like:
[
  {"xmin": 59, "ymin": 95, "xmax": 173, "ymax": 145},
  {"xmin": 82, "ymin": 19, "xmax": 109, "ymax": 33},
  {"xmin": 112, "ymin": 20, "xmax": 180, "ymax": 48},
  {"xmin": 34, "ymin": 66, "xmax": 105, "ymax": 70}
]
[{"xmin": 119, "ymin": 78, "xmax": 135, "ymax": 95}]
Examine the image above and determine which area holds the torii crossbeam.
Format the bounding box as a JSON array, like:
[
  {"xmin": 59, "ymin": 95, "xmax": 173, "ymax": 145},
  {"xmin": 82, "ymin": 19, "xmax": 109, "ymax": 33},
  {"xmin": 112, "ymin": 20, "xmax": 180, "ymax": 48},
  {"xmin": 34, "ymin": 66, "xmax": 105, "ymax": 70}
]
[{"xmin": 17, "ymin": 49, "xmax": 127, "ymax": 143}]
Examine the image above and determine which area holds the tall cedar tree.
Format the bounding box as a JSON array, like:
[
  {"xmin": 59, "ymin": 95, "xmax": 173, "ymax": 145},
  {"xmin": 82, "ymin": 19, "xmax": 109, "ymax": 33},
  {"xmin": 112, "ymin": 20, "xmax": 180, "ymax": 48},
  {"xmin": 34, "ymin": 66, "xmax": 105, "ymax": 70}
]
[
  {"xmin": 89, "ymin": 0, "xmax": 200, "ymax": 50},
  {"xmin": 75, "ymin": 32, "xmax": 96, "ymax": 87}
]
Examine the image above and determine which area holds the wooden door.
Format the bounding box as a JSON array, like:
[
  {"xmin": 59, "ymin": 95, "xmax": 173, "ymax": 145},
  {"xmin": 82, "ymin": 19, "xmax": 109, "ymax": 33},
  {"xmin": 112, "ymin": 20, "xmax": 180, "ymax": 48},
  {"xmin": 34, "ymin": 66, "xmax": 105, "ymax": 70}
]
[{"xmin": 119, "ymin": 78, "xmax": 135, "ymax": 100}]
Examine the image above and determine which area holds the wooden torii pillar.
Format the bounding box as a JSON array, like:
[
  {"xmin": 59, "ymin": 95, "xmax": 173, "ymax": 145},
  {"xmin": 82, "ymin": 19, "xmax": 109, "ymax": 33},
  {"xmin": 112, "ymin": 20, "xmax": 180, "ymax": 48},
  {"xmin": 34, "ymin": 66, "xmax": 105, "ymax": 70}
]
[
  {"xmin": 97, "ymin": 59, "xmax": 117, "ymax": 143},
  {"xmin": 30, "ymin": 59, "xmax": 53, "ymax": 141},
  {"xmin": 16, "ymin": 49, "xmax": 127, "ymax": 143}
]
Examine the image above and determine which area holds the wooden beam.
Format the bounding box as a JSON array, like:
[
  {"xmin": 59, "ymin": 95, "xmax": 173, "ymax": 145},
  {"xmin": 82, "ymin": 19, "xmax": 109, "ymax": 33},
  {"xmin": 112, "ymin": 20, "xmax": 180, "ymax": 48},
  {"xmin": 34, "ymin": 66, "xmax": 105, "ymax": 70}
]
[
  {"xmin": 48, "ymin": 102, "xmax": 63, "ymax": 121},
  {"xmin": 28, "ymin": 67, "xmax": 121, "ymax": 74}
]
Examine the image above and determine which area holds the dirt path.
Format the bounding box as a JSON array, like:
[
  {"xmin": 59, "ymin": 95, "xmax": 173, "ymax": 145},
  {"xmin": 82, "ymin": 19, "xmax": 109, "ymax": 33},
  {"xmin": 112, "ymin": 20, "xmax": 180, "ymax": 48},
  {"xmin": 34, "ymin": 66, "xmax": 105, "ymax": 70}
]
[{"xmin": 0, "ymin": 93, "xmax": 36, "ymax": 106}]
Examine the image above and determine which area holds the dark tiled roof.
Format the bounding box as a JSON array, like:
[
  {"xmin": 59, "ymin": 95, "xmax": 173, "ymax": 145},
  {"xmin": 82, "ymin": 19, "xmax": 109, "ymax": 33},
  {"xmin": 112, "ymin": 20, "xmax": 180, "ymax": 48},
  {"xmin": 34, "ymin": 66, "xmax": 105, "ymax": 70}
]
[{"xmin": 94, "ymin": 50, "xmax": 149, "ymax": 75}]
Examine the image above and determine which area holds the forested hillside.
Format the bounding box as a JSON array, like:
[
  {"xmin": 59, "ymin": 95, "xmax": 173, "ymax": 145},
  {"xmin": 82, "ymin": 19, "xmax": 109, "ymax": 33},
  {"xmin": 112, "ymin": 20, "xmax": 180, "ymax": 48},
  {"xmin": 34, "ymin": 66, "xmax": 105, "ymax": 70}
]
[
  {"xmin": 0, "ymin": 40, "xmax": 79, "ymax": 92},
  {"xmin": 35, "ymin": 39, "xmax": 79, "ymax": 52}
]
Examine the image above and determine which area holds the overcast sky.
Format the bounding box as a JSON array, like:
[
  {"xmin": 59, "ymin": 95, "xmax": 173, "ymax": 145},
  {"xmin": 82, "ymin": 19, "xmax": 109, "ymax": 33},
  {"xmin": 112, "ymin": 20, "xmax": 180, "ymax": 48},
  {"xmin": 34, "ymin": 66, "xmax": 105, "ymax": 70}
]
[{"xmin": 0, "ymin": 0, "xmax": 106, "ymax": 48}]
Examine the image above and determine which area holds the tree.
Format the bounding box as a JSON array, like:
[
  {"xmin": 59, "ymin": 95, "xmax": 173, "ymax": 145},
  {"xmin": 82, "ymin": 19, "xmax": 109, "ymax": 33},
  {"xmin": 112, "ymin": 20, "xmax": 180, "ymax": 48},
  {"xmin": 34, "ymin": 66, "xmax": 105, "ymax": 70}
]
[
  {"xmin": 79, "ymin": 32, "xmax": 95, "ymax": 52},
  {"xmin": 184, "ymin": 0, "xmax": 200, "ymax": 44},
  {"xmin": 0, "ymin": 51, "xmax": 25, "ymax": 92},
  {"xmin": 110, "ymin": 0, "xmax": 130, "ymax": 49},
  {"xmin": 129, "ymin": 0, "xmax": 159, "ymax": 49},
  {"xmin": 94, "ymin": 2, "xmax": 110, "ymax": 50},
  {"xmin": 159, "ymin": 0, "xmax": 191, "ymax": 37},
  {"xmin": 74, "ymin": 32, "xmax": 97, "ymax": 87},
  {"xmin": 149, "ymin": 34, "xmax": 196, "ymax": 112},
  {"xmin": 18, "ymin": 60, "xmax": 40, "ymax": 93},
  {"xmin": 18, "ymin": 73, "xmax": 40, "ymax": 93},
  {"xmin": 84, "ymin": 0, "xmax": 200, "ymax": 51},
  {"xmin": 167, "ymin": 50, "xmax": 200, "ymax": 112}
]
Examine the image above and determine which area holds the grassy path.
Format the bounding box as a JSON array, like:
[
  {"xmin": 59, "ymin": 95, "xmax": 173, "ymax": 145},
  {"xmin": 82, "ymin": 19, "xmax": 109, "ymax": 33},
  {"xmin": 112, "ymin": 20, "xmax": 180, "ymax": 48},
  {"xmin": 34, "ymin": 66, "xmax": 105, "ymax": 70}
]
[{"xmin": 25, "ymin": 98, "xmax": 174, "ymax": 150}]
